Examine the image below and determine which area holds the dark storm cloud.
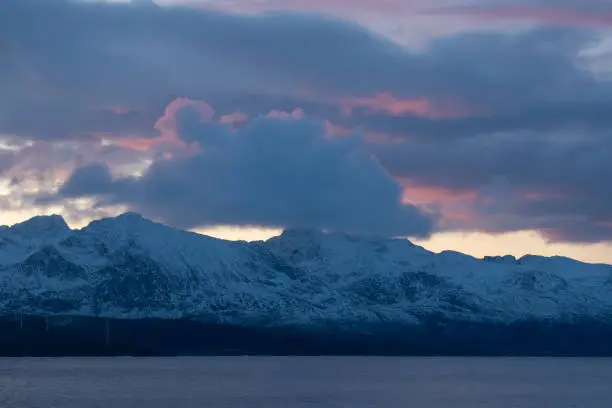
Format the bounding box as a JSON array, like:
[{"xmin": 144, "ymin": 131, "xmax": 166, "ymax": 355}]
[
  {"xmin": 2, "ymin": 0, "xmax": 608, "ymax": 140},
  {"xmin": 5, "ymin": 0, "xmax": 612, "ymax": 243},
  {"xmin": 354, "ymin": 99, "xmax": 612, "ymax": 142},
  {"xmin": 371, "ymin": 127, "xmax": 612, "ymax": 242},
  {"xmin": 0, "ymin": 0, "xmax": 421, "ymax": 139},
  {"xmin": 56, "ymin": 112, "xmax": 434, "ymax": 237}
]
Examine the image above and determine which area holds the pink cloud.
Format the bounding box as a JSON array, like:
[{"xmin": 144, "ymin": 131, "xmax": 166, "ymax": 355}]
[
  {"xmin": 399, "ymin": 183, "xmax": 579, "ymax": 231},
  {"xmin": 403, "ymin": 184, "xmax": 477, "ymax": 203},
  {"xmin": 167, "ymin": 0, "xmax": 421, "ymax": 16},
  {"xmin": 432, "ymin": 5, "xmax": 612, "ymax": 27},
  {"xmin": 294, "ymin": 88, "xmax": 474, "ymax": 119},
  {"xmin": 323, "ymin": 121, "xmax": 351, "ymax": 137},
  {"xmin": 100, "ymin": 102, "xmax": 311, "ymax": 153},
  {"xmin": 337, "ymin": 93, "xmax": 471, "ymax": 118},
  {"xmin": 154, "ymin": 97, "xmax": 215, "ymax": 138},
  {"xmin": 401, "ymin": 184, "xmax": 477, "ymax": 226},
  {"xmin": 99, "ymin": 91, "xmax": 475, "ymax": 162},
  {"xmin": 105, "ymin": 100, "xmax": 307, "ymax": 153},
  {"xmin": 105, "ymin": 98, "xmax": 215, "ymax": 152},
  {"xmin": 109, "ymin": 137, "xmax": 162, "ymax": 152},
  {"xmin": 219, "ymin": 111, "xmax": 249, "ymax": 124},
  {"xmin": 266, "ymin": 107, "xmax": 305, "ymax": 119},
  {"xmin": 106, "ymin": 106, "xmax": 134, "ymax": 115}
]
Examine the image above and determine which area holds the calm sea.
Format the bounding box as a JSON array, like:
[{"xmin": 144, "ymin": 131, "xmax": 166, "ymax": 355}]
[{"xmin": 1, "ymin": 357, "xmax": 611, "ymax": 407}]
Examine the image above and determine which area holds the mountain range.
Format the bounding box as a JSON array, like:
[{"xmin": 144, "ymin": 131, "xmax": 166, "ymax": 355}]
[{"xmin": 1, "ymin": 213, "xmax": 612, "ymax": 356}]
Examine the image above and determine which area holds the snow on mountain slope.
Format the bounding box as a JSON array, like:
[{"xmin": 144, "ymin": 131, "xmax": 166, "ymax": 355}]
[
  {"xmin": 1, "ymin": 213, "xmax": 611, "ymax": 328},
  {"xmin": 0, "ymin": 215, "xmax": 72, "ymax": 265}
]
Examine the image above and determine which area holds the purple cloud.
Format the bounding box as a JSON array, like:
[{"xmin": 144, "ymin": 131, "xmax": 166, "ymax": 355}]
[{"xmin": 56, "ymin": 108, "xmax": 434, "ymax": 237}]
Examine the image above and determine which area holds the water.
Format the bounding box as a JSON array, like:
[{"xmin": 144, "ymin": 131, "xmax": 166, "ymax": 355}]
[{"xmin": 1, "ymin": 357, "xmax": 611, "ymax": 407}]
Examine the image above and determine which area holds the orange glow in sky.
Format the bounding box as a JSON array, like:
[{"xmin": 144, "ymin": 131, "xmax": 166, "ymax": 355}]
[{"xmin": 338, "ymin": 93, "xmax": 471, "ymax": 118}]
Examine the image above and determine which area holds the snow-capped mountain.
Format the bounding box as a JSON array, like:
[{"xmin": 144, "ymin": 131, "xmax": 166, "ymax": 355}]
[{"xmin": 1, "ymin": 213, "xmax": 611, "ymax": 328}]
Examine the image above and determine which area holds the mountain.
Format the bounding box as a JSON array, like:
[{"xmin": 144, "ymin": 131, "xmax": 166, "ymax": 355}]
[{"xmin": 1, "ymin": 213, "xmax": 612, "ymax": 356}]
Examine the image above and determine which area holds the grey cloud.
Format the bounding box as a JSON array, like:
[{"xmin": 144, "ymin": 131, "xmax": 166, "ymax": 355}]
[
  {"xmin": 0, "ymin": 151, "xmax": 16, "ymax": 175},
  {"xmin": 353, "ymin": 99, "xmax": 612, "ymax": 142},
  {"xmin": 447, "ymin": 0, "xmax": 612, "ymax": 14},
  {"xmin": 2, "ymin": 0, "xmax": 609, "ymax": 141},
  {"xmin": 59, "ymin": 162, "xmax": 116, "ymax": 197},
  {"xmin": 430, "ymin": 0, "xmax": 612, "ymax": 25},
  {"xmin": 416, "ymin": 26, "xmax": 600, "ymax": 105},
  {"xmin": 372, "ymin": 127, "xmax": 612, "ymax": 242},
  {"xmin": 0, "ymin": 0, "xmax": 419, "ymax": 139},
  {"xmin": 56, "ymin": 112, "xmax": 434, "ymax": 237},
  {"xmin": 4, "ymin": 0, "xmax": 612, "ymax": 243}
]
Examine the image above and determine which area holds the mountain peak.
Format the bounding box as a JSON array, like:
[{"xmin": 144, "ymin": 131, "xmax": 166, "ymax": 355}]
[
  {"xmin": 84, "ymin": 212, "xmax": 155, "ymax": 230},
  {"xmin": 8, "ymin": 214, "xmax": 71, "ymax": 237},
  {"xmin": 277, "ymin": 227, "xmax": 408, "ymax": 246},
  {"xmin": 279, "ymin": 227, "xmax": 327, "ymax": 240},
  {"xmin": 79, "ymin": 212, "xmax": 180, "ymax": 248},
  {"xmin": 275, "ymin": 228, "xmax": 362, "ymax": 248},
  {"xmin": 115, "ymin": 211, "xmax": 148, "ymax": 222}
]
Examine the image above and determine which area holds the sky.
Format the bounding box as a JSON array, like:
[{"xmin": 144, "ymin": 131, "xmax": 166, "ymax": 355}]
[{"xmin": 2, "ymin": 0, "xmax": 612, "ymax": 264}]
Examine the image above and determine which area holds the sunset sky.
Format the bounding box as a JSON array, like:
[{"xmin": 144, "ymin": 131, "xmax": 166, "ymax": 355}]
[{"xmin": 2, "ymin": 0, "xmax": 612, "ymax": 264}]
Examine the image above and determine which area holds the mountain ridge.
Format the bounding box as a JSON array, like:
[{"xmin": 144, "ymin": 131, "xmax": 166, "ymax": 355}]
[
  {"xmin": 4, "ymin": 213, "xmax": 609, "ymax": 266},
  {"xmin": 1, "ymin": 213, "xmax": 612, "ymax": 328}
]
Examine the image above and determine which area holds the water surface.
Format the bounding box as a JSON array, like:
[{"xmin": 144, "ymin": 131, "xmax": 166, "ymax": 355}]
[{"xmin": 1, "ymin": 357, "xmax": 611, "ymax": 407}]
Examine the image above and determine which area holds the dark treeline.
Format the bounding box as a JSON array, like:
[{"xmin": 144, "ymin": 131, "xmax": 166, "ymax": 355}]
[{"xmin": 2, "ymin": 314, "xmax": 612, "ymax": 357}]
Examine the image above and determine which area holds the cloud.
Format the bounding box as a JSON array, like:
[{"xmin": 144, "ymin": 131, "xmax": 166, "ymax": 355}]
[
  {"xmin": 175, "ymin": 0, "xmax": 421, "ymax": 15},
  {"xmin": 0, "ymin": 0, "xmax": 424, "ymax": 140},
  {"xmin": 4, "ymin": 0, "xmax": 612, "ymax": 244},
  {"xmin": 373, "ymin": 126, "xmax": 612, "ymax": 243},
  {"xmin": 55, "ymin": 106, "xmax": 434, "ymax": 237},
  {"xmin": 0, "ymin": 151, "xmax": 16, "ymax": 175},
  {"xmin": 4, "ymin": 0, "xmax": 607, "ymax": 142},
  {"xmin": 432, "ymin": 0, "xmax": 612, "ymax": 27},
  {"xmin": 157, "ymin": 0, "xmax": 436, "ymax": 45},
  {"xmin": 353, "ymin": 99, "xmax": 612, "ymax": 143}
]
